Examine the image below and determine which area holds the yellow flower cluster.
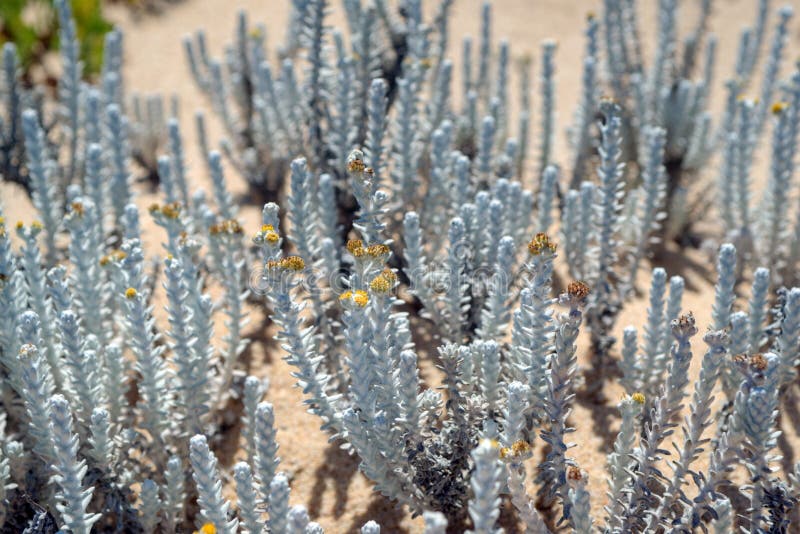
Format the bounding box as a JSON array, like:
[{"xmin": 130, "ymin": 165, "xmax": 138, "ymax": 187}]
[
  {"xmin": 339, "ymin": 289, "xmax": 369, "ymax": 307},
  {"xmin": 149, "ymin": 202, "xmax": 182, "ymax": 220},
  {"xmin": 125, "ymin": 287, "xmax": 138, "ymax": 299},
  {"xmin": 260, "ymin": 224, "xmax": 280, "ymax": 244},
  {"xmin": 99, "ymin": 249, "xmax": 127, "ymax": 266},
  {"xmin": 266, "ymin": 255, "xmax": 306, "ymax": 272},
  {"xmin": 194, "ymin": 523, "xmax": 216, "ymax": 534},
  {"xmin": 347, "ymin": 239, "xmax": 390, "ymax": 259},
  {"xmin": 771, "ymin": 101, "xmax": 789, "ymax": 115},
  {"xmin": 527, "ymin": 233, "xmax": 556, "ymax": 256},
  {"xmin": 369, "ymin": 269, "xmax": 397, "ymax": 293},
  {"xmin": 631, "ymin": 392, "xmax": 646, "ymax": 405},
  {"xmin": 499, "ymin": 440, "xmax": 532, "ymax": 461},
  {"xmin": 210, "ymin": 219, "xmax": 243, "ymax": 236}
]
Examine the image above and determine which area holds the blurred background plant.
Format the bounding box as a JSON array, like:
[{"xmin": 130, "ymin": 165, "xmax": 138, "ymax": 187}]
[{"xmin": 0, "ymin": 0, "xmax": 111, "ymax": 81}]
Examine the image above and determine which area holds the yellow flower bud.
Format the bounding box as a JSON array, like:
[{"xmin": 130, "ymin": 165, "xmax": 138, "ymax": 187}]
[
  {"xmin": 265, "ymin": 230, "xmax": 279, "ymax": 244},
  {"xmin": 771, "ymin": 101, "xmax": 789, "ymax": 115},
  {"xmin": 353, "ymin": 290, "xmax": 369, "ymax": 307}
]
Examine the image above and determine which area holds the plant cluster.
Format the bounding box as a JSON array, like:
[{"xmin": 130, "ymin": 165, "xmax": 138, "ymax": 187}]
[
  {"xmin": 1, "ymin": 0, "xmax": 800, "ymax": 533},
  {"xmin": 0, "ymin": 0, "xmax": 112, "ymax": 78}
]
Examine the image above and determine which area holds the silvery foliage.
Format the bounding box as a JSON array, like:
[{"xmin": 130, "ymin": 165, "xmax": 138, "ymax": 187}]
[
  {"xmin": 2, "ymin": 0, "xmax": 800, "ymax": 532},
  {"xmin": 0, "ymin": 4, "xmax": 312, "ymax": 533},
  {"xmin": 241, "ymin": 0, "xmax": 800, "ymax": 530}
]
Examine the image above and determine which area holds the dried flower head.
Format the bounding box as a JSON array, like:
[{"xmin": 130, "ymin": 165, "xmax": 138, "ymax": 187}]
[
  {"xmin": 365, "ymin": 244, "xmax": 390, "ymax": 257},
  {"xmin": 161, "ymin": 202, "xmax": 181, "ymax": 220},
  {"xmin": 18, "ymin": 344, "xmax": 37, "ymax": 359},
  {"xmin": 567, "ymin": 466, "xmax": 584, "ymax": 482},
  {"xmin": 528, "ymin": 233, "xmax": 556, "ymax": 256},
  {"xmin": 210, "ymin": 219, "xmax": 243, "ymax": 236},
  {"xmin": 673, "ymin": 312, "xmax": 698, "ymax": 337},
  {"xmin": 70, "ymin": 202, "xmax": 85, "ymax": 217},
  {"xmin": 125, "ymin": 287, "xmax": 138, "ymax": 299},
  {"xmin": 568, "ymin": 281, "xmax": 590, "ymax": 300},
  {"xmin": 347, "ymin": 150, "xmax": 367, "ymax": 174},
  {"xmin": 15, "ymin": 221, "xmax": 24, "ymax": 230},
  {"xmin": 750, "ymin": 353, "xmax": 768, "ymax": 371},
  {"xmin": 733, "ymin": 353, "xmax": 749, "ymax": 365}
]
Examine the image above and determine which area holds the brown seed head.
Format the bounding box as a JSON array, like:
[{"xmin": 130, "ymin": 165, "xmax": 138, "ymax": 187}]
[
  {"xmin": 567, "ymin": 281, "xmax": 590, "ymax": 300},
  {"xmin": 366, "ymin": 244, "xmax": 390, "ymax": 257},
  {"xmin": 161, "ymin": 202, "xmax": 182, "ymax": 220},
  {"xmin": 567, "ymin": 466, "xmax": 583, "ymax": 481},
  {"xmin": 750, "ymin": 353, "xmax": 768, "ymax": 371},
  {"xmin": 511, "ymin": 440, "xmax": 531, "ymax": 455},
  {"xmin": 347, "ymin": 157, "xmax": 366, "ymax": 174}
]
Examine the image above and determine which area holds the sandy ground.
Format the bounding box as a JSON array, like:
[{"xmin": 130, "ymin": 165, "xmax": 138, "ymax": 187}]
[{"xmin": 4, "ymin": 0, "xmax": 800, "ymax": 532}]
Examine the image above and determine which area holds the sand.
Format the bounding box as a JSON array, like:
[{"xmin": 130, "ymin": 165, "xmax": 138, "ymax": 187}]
[{"xmin": 4, "ymin": 0, "xmax": 800, "ymax": 532}]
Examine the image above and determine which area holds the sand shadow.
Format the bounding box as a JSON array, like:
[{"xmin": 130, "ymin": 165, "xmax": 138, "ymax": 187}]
[
  {"xmin": 778, "ymin": 387, "xmax": 799, "ymax": 477},
  {"xmin": 307, "ymin": 440, "xmax": 360, "ymax": 521},
  {"xmin": 575, "ymin": 389, "xmax": 620, "ymax": 453},
  {"xmin": 345, "ymin": 496, "xmax": 409, "ymax": 534},
  {"xmin": 650, "ymin": 246, "xmax": 712, "ymax": 293}
]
